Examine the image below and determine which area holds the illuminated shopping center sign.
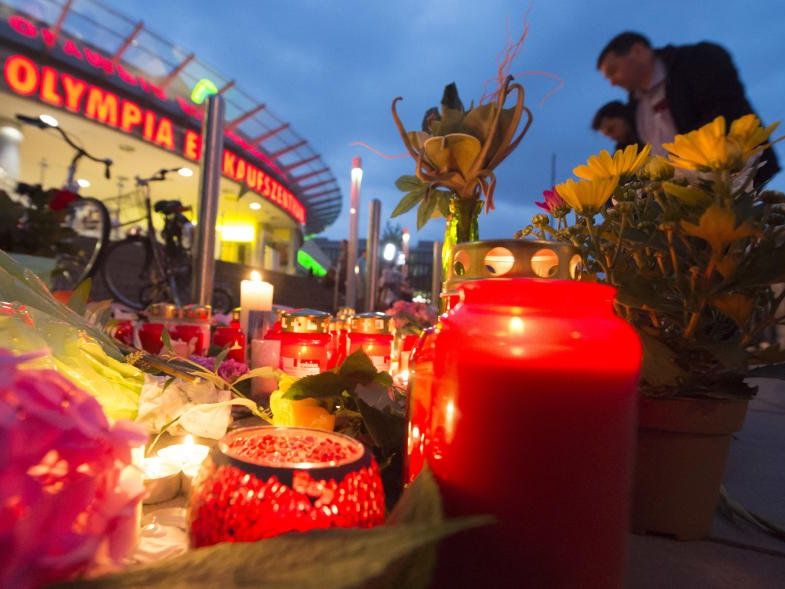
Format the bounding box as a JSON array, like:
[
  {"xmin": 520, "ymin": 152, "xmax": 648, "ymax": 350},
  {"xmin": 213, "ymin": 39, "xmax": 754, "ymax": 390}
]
[{"xmin": 0, "ymin": 15, "xmax": 306, "ymax": 225}]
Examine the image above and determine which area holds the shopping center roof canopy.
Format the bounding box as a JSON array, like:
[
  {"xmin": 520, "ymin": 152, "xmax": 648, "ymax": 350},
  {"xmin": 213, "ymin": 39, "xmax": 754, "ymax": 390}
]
[{"xmin": 1, "ymin": 0, "xmax": 342, "ymax": 234}]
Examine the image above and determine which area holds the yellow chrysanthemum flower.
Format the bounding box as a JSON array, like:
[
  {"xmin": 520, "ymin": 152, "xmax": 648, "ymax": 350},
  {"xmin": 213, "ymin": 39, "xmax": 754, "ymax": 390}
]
[
  {"xmin": 555, "ymin": 177, "xmax": 619, "ymax": 214},
  {"xmin": 638, "ymin": 155, "xmax": 674, "ymax": 181},
  {"xmin": 574, "ymin": 144, "xmax": 652, "ymax": 180},
  {"xmin": 663, "ymin": 116, "xmax": 742, "ymax": 171},
  {"xmin": 728, "ymin": 114, "xmax": 780, "ymax": 161}
]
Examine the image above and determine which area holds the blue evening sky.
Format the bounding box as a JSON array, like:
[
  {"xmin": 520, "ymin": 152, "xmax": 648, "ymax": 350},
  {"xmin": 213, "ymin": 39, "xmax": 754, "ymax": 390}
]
[{"xmin": 106, "ymin": 0, "xmax": 785, "ymax": 245}]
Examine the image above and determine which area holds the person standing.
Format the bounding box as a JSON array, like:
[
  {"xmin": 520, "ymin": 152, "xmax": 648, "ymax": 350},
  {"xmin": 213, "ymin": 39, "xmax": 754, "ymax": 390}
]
[{"xmin": 597, "ymin": 31, "xmax": 779, "ymax": 185}]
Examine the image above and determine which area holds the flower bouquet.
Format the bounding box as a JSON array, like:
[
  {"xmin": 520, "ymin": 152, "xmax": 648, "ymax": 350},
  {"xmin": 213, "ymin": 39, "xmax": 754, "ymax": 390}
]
[{"xmin": 522, "ymin": 114, "xmax": 785, "ymax": 399}]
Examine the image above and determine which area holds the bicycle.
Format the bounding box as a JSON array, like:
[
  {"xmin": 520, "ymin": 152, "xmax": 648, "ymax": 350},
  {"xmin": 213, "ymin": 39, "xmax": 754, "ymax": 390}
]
[
  {"xmin": 14, "ymin": 114, "xmax": 112, "ymax": 291},
  {"xmin": 100, "ymin": 169, "xmax": 234, "ymax": 313}
]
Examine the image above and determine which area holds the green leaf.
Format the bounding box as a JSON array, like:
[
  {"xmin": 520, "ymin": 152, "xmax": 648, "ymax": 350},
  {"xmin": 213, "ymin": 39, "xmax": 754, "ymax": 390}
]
[
  {"xmin": 338, "ymin": 349, "xmax": 378, "ymax": 383},
  {"xmin": 67, "ymin": 277, "xmax": 92, "ymax": 315},
  {"xmin": 356, "ymin": 396, "xmax": 406, "ymax": 455},
  {"xmin": 436, "ymin": 191, "xmax": 452, "ymax": 218},
  {"xmin": 637, "ymin": 329, "xmax": 687, "ymax": 388},
  {"xmin": 417, "ymin": 192, "xmax": 438, "ymax": 230},
  {"xmin": 283, "ymin": 371, "xmax": 346, "ymax": 400},
  {"xmin": 212, "ymin": 346, "xmax": 230, "ymax": 374},
  {"xmin": 395, "ymin": 175, "xmax": 424, "ymax": 193},
  {"xmin": 160, "ymin": 328, "xmax": 173, "ymax": 353},
  {"xmin": 391, "ymin": 186, "xmax": 427, "ymax": 218}
]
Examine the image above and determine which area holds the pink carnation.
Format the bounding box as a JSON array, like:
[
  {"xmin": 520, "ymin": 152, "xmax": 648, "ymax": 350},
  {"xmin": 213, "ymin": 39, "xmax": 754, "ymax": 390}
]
[{"xmin": 0, "ymin": 349, "xmax": 147, "ymax": 589}]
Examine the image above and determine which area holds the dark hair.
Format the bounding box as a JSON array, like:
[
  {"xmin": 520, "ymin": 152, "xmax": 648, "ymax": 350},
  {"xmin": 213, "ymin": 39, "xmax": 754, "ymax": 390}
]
[
  {"xmin": 597, "ymin": 32, "xmax": 651, "ymax": 69},
  {"xmin": 591, "ymin": 100, "xmax": 633, "ymax": 130}
]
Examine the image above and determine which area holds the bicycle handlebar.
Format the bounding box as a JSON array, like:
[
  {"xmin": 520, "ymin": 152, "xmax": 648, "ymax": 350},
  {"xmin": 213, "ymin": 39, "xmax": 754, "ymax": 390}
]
[
  {"xmin": 135, "ymin": 168, "xmax": 186, "ymax": 186},
  {"xmin": 16, "ymin": 113, "xmax": 113, "ymax": 182}
]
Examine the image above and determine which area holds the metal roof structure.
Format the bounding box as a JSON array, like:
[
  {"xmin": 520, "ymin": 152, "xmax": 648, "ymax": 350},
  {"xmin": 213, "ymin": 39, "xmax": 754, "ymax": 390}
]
[{"xmin": 3, "ymin": 0, "xmax": 342, "ymax": 233}]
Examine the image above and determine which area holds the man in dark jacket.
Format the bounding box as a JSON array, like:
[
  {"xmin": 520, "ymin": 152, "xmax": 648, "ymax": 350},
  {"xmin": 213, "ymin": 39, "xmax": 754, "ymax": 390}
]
[{"xmin": 597, "ymin": 32, "xmax": 779, "ymax": 186}]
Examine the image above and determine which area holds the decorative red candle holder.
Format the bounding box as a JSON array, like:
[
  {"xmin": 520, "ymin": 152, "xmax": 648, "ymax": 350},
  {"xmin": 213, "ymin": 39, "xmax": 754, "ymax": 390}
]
[
  {"xmin": 137, "ymin": 322, "xmax": 166, "ymax": 354},
  {"xmin": 407, "ymin": 277, "xmax": 641, "ymax": 588},
  {"xmin": 348, "ymin": 312, "xmax": 393, "ymax": 372},
  {"xmin": 279, "ymin": 309, "xmax": 331, "ymax": 377},
  {"xmin": 188, "ymin": 426, "xmax": 385, "ymax": 547},
  {"xmin": 213, "ymin": 325, "xmax": 247, "ymax": 363}
]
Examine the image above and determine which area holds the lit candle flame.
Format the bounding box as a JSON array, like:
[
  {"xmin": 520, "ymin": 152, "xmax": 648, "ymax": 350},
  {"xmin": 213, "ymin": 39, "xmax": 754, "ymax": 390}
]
[{"xmin": 250, "ymin": 270, "xmax": 262, "ymax": 281}]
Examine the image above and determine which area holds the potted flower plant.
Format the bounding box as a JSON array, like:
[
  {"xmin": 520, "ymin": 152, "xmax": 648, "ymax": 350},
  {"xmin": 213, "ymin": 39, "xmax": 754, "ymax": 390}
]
[{"xmin": 521, "ymin": 114, "xmax": 785, "ymax": 539}]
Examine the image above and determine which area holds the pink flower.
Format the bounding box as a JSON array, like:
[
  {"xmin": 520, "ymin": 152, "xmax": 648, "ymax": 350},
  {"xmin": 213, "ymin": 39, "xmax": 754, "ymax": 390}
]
[
  {"xmin": 0, "ymin": 349, "xmax": 147, "ymax": 589},
  {"xmin": 535, "ymin": 188, "xmax": 566, "ymax": 214}
]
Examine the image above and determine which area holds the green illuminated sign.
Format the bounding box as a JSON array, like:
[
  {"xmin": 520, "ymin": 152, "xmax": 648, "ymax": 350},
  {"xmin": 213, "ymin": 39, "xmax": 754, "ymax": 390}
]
[
  {"xmin": 297, "ymin": 249, "xmax": 327, "ymax": 277},
  {"xmin": 191, "ymin": 78, "xmax": 218, "ymax": 105}
]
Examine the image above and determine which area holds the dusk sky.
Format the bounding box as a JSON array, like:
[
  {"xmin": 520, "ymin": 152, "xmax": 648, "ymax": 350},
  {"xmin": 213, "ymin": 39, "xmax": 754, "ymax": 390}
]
[{"xmin": 106, "ymin": 0, "xmax": 785, "ymax": 246}]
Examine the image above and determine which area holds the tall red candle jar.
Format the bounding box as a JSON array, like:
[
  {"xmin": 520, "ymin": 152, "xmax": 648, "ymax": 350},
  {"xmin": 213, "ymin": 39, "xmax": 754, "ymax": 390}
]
[
  {"xmin": 279, "ymin": 309, "xmax": 331, "ymax": 378},
  {"xmin": 348, "ymin": 312, "xmax": 394, "ymax": 372},
  {"xmin": 188, "ymin": 426, "xmax": 385, "ymax": 547},
  {"xmin": 178, "ymin": 304, "xmax": 212, "ymax": 356},
  {"xmin": 137, "ymin": 322, "xmax": 166, "ymax": 354},
  {"xmin": 407, "ymin": 277, "xmax": 641, "ymax": 588}
]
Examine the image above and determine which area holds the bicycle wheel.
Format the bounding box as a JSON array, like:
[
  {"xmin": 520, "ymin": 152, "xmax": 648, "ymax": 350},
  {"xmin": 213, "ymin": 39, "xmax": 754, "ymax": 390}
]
[
  {"xmin": 101, "ymin": 238, "xmax": 169, "ymax": 310},
  {"xmin": 211, "ymin": 286, "xmax": 235, "ymax": 314},
  {"xmin": 51, "ymin": 197, "xmax": 110, "ymax": 291}
]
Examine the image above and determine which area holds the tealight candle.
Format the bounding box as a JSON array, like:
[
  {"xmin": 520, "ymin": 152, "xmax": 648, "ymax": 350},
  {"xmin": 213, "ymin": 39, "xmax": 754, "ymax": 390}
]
[
  {"xmin": 180, "ymin": 462, "xmax": 202, "ymax": 496},
  {"xmin": 156, "ymin": 435, "xmax": 210, "ymax": 470},
  {"xmin": 240, "ymin": 271, "xmax": 274, "ymax": 336},
  {"xmin": 142, "ymin": 456, "xmax": 182, "ymax": 504}
]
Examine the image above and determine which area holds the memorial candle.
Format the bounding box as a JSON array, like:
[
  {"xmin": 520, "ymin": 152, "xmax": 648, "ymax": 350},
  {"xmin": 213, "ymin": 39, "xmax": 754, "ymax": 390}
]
[
  {"xmin": 407, "ymin": 278, "xmax": 641, "ymax": 588},
  {"xmin": 240, "ymin": 271, "xmax": 274, "ymax": 335}
]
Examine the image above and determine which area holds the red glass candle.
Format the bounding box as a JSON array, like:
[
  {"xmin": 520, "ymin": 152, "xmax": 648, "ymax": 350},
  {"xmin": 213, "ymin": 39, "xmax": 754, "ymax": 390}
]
[
  {"xmin": 188, "ymin": 426, "xmax": 385, "ymax": 546},
  {"xmin": 407, "ymin": 278, "xmax": 641, "ymax": 588},
  {"xmin": 279, "ymin": 309, "xmax": 331, "ymax": 377},
  {"xmin": 213, "ymin": 325, "xmax": 247, "ymax": 363},
  {"xmin": 169, "ymin": 324, "xmax": 205, "ymax": 356},
  {"xmin": 138, "ymin": 322, "xmax": 166, "ymax": 354},
  {"xmin": 348, "ymin": 313, "xmax": 393, "ymax": 372}
]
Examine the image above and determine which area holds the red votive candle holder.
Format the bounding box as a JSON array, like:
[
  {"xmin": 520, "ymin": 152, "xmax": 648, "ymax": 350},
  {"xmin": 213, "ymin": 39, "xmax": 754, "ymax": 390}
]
[
  {"xmin": 406, "ymin": 277, "xmax": 641, "ymax": 588},
  {"xmin": 279, "ymin": 309, "xmax": 331, "ymax": 377},
  {"xmin": 188, "ymin": 426, "xmax": 385, "ymax": 546},
  {"xmin": 138, "ymin": 322, "xmax": 166, "ymax": 354},
  {"xmin": 348, "ymin": 312, "xmax": 394, "ymax": 372},
  {"xmin": 169, "ymin": 324, "xmax": 205, "ymax": 356},
  {"xmin": 213, "ymin": 325, "xmax": 247, "ymax": 363}
]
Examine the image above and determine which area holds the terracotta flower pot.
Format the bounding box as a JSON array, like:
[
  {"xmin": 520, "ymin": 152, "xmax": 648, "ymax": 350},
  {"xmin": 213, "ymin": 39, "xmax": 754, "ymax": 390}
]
[{"xmin": 631, "ymin": 396, "xmax": 749, "ymax": 540}]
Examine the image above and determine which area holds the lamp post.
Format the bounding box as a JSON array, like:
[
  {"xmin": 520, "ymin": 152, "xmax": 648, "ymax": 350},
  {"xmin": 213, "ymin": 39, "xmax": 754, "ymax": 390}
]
[
  {"xmin": 401, "ymin": 228, "xmax": 410, "ymax": 278},
  {"xmin": 345, "ymin": 157, "xmax": 362, "ymax": 309}
]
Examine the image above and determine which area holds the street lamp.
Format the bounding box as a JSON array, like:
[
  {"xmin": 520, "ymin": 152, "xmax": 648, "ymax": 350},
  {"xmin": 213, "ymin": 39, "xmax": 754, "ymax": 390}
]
[
  {"xmin": 345, "ymin": 156, "xmax": 362, "ymax": 309},
  {"xmin": 382, "ymin": 242, "xmax": 397, "ymax": 262}
]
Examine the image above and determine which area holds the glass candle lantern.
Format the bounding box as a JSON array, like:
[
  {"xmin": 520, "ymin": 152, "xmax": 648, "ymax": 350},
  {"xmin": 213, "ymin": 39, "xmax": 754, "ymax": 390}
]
[
  {"xmin": 177, "ymin": 304, "xmax": 212, "ymax": 356},
  {"xmin": 407, "ymin": 277, "xmax": 641, "ymax": 588},
  {"xmin": 279, "ymin": 309, "xmax": 331, "ymax": 378},
  {"xmin": 188, "ymin": 426, "xmax": 385, "ymax": 547},
  {"xmin": 348, "ymin": 312, "xmax": 393, "ymax": 372}
]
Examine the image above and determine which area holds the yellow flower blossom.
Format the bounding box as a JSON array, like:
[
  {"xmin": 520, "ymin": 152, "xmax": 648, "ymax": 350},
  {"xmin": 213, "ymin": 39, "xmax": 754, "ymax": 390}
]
[
  {"xmin": 574, "ymin": 144, "xmax": 651, "ymax": 180},
  {"xmin": 555, "ymin": 177, "xmax": 619, "ymax": 214},
  {"xmin": 663, "ymin": 116, "xmax": 742, "ymax": 171},
  {"xmin": 680, "ymin": 203, "xmax": 760, "ymax": 253},
  {"xmin": 638, "ymin": 155, "xmax": 674, "ymax": 181},
  {"xmin": 728, "ymin": 114, "xmax": 780, "ymax": 161}
]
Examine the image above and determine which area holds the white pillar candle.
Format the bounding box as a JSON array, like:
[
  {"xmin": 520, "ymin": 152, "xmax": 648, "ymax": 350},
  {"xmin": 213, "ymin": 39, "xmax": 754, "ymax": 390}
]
[{"xmin": 240, "ymin": 271, "xmax": 274, "ymax": 334}]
